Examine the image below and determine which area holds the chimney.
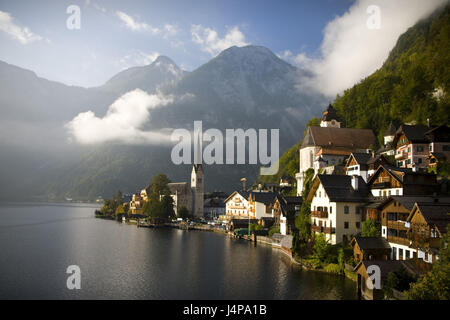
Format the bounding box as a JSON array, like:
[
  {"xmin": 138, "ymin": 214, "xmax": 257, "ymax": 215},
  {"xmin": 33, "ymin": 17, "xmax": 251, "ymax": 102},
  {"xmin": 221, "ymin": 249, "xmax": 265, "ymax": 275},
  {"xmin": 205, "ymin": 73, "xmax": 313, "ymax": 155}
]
[
  {"xmin": 240, "ymin": 178, "xmax": 247, "ymax": 191},
  {"xmin": 427, "ymin": 118, "xmax": 431, "ymax": 128},
  {"xmin": 351, "ymin": 175, "xmax": 359, "ymax": 190}
]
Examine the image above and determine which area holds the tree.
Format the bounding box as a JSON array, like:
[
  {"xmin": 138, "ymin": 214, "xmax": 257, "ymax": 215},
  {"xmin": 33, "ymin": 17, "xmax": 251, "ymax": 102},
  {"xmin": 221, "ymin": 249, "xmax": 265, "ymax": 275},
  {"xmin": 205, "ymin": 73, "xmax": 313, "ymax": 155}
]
[
  {"xmin": 177, "ymin": 205, "xmax": 190, "ymax": 219},
  {"xmin": 361, "ymin": 219, "xmax": 381, "ymax": 237},
  {"xmin": 150, "ymin": 174, "xmax": 171, "ymax": 197},
  {"xmin": 405, "ymin": 226, "xmax": 450, "ymax": 300},
  {"xmin": 313, "ymin": 233, "xmax": 331, "ymax": 262},
  {"xmin": 384, "ymin": 267, "xmax": 417, "ymax": 298},
  {"xmin": 160, "ymin": 195, "xmax": 175, "ymax": 219}
]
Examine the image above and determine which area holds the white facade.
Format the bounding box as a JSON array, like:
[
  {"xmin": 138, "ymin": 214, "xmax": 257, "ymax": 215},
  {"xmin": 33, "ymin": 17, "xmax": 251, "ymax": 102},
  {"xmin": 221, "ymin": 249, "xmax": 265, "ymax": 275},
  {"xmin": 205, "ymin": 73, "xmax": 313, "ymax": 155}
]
[
  {"xmin": 225, "ymin": 192, "xmax": 249, "ymax": 217},
  {"xmin": 371, "ymin": 188, "xmax": 403, "ymax": 198},
  {"xmin": 310, "ymin": 183, "xmax": 364, "ymax": 245},
  {"xmin": 280, "ymin": 216, "xmax": 287, "ymax": 235},
  {"xmin": 346, "ymin": 164, "xmax": 369, "ymax": 182}
]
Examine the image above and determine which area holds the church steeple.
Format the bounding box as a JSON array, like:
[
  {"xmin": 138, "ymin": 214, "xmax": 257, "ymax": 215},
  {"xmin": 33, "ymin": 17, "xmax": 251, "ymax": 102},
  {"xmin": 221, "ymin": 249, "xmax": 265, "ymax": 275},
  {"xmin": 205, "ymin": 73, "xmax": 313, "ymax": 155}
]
[{"xmin": 320, "ymin": 104, "xmax": 341, "ymax": 128}]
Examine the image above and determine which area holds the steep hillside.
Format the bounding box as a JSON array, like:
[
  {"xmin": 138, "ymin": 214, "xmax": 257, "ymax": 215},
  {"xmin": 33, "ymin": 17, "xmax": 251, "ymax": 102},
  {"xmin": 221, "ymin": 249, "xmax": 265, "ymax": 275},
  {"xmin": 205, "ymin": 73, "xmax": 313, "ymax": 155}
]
[{"xmin": 256, "ymin": 4, "xmax": 450, "ymax": 185}]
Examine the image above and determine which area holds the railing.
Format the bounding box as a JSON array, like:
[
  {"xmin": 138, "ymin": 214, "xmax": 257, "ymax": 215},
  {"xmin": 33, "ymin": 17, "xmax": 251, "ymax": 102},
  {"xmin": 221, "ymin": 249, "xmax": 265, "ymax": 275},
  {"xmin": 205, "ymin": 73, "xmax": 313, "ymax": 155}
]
[
  {"xmin": 387, "ymin": 235, "xmax": 410, "ymax": 246},
  {"xmin": 311, "ymin": 210, "xmax": 328, "ymax": 219},
  {"xmin": 311, "ymin": 225, "xmax": 322, "ymax": 232},
  {"xmin": 387, "ymin": 220, "xmax": 409, "ymax": 231},
  {"xmin": 395, "ymin": 151, "xmax": 408, "ymax": 160},
  {"xmin": 371, "ymin": 182, "xmax": 391, "ymax": 189}
]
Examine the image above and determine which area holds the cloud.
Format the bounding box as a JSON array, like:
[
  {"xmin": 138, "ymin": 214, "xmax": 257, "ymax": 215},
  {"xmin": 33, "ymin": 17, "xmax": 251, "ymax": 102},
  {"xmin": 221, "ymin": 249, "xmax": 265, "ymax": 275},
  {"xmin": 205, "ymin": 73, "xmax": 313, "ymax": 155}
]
[
  {"xmin": 66, "ymin": 89, "xmax": 174, "ymax": 144},
  {"xmin": 295, "ymin": 0, "xmax": 447, "ymax": 97},
  {"xmin": 277, "ymin": 50, "xmax": 312, "ymax": 67},
  {"xmin": 0, "ymin": 10, "xmax": 44, "ymax": 44},
  {"xmin": 116, "ymin": 11, "xmax": 160, "ymax": 34},
  {"xmin": 118, "ymin": 50, "xmax": 160, "ymax": 69},
  {"xmin": 191, "ymin": 25, "xmax": 249, "ymax": 56}
]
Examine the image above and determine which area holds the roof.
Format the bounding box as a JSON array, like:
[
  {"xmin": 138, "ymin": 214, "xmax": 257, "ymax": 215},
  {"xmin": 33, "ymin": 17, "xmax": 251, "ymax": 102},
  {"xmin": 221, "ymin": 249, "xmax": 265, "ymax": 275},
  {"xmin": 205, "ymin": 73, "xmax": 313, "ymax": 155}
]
[
  {"xmin": 394, "ymin": 124, "xmax": 431, "ymax": 144},
  {"xmin": 385, "ymin": 122, "xmax": 397, "ymax": 136},
  {"xmin": 424, "ymin": 125, "xmax": 450, "ymax": 143},
  {"xmin": 352, "ymin": 236, "xmax": 391, "ymax": 250},
  {"xmin": 308, "ymin": 175, "xmax": 371, "ymax": 202},
  {"xmin": 321, "ymin": 104, "xmax": 341, "ymax": 122},
  {"xmin": 368, "ymin": 164, "xmax": 435, "ymax": 186},
  {"xmin": 168, "ymin": 182, "xmax": 191, "ymax": 195},
  {"xmin": 410, "ymin": 202, "xmax": 450, "ymax": 234},
  {"xmin": 381, "ymin": 196, "xmax": 450, "ymax": 211},
  {"xmin": 354, "ymin": 260, "xmax": 417, "ymax": 282},
  {"xmin": 301, "ymin": 126, "xmax": 376, "ymax": 150},
  {"xmin": 224, "ymin": 190, "xmax": 249, "ymax": 203},
  {"xmin": 204, "ymin": 198, "xmax": 225, "ymax": 208},
  {"xmin": 367, "ymin": 154, "xmax": 389, "ymax": 165},
  {"xmin": 250, "ymin": 191, "xmax": 278, "ymax": 205},
  {"xmin": 347, "ymin": 152, "xmax": 373, "ymax": 167},
  {"xmin": 276, "ymin": 195, "xmax": 302, "ymax": 217}
]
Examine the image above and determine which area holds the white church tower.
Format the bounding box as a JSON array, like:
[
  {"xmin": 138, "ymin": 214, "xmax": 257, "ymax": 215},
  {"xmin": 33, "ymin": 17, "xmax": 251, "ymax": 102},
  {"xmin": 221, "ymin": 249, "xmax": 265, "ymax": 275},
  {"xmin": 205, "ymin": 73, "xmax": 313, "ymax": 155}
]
[{"xmin": 191, "ymin": 128, "xmax": 204, "ymax": 218}]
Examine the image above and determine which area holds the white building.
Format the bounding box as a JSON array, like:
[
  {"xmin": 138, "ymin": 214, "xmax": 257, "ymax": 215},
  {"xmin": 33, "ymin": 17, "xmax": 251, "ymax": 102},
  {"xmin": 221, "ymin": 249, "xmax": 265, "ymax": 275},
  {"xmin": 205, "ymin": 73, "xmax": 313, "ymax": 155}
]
[
  {"xmin": 307, "ymin": 175, "xmax": 370, "ymax": 244},
  {"xmin": 224, "ymin": 191, "xmax": 250, "ymax": 217}
]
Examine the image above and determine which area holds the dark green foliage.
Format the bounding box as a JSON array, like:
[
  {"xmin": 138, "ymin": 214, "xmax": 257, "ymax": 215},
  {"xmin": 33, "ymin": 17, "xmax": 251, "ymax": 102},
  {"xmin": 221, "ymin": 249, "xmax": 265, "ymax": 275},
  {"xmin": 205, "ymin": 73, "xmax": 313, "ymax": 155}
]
[
  {"xmin": 249, "ymin": 223, "xmax": 263, "ymax": 232},
  {"xmin": 384, "ymin": 266, "xmax": 417, "ymax": 298},
  {"xmin": 268, "ymin": 226, "xmax": 280, "ymax": 237},
  {"xmin": 361, "ymin": 219, "xmax": 382, "ymax": 237},
  {"xmin": 100, "ymin": 190, "xmax": 123, "ymax": 215},
  {"xmin": 142, "ymin": 174, "xmax": 174, "ymax": 220},
  {"xmin": 177, "ymin": 205, "xmax": 190, "ymax": 219}
]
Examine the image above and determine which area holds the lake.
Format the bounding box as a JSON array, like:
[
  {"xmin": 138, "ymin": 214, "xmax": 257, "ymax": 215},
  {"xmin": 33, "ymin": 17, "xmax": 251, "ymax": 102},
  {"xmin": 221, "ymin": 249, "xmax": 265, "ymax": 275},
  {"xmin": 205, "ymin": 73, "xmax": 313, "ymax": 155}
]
[{"xmin": 0, "ymin": 203, "xmax": 356, "ymax": 299}]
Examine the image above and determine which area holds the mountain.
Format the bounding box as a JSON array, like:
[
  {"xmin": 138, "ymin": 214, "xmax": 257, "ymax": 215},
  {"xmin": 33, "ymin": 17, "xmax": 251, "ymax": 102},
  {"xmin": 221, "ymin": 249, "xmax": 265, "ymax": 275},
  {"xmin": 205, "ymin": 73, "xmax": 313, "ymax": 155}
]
[
  {"xmin": 0, "ymin": 45, "xmax": 325, "ymax": 201},
  {"xmin": 255, "ymin": 4, "xmax": 450, "ymax": 186},
  {"xmin": 100, "ymin": 55, "xmax": 185, "ymax": 95}
]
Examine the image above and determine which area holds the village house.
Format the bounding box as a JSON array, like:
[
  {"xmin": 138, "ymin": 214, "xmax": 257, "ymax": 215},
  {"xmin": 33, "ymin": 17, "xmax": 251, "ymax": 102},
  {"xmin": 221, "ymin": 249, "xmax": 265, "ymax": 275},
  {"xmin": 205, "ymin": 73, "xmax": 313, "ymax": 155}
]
[
  {"xmin": 345, "ymin": 152, "xmax": 373, "ymax": 182},
  {"xmin": 224, "ymin": 190, "xmax": 250, "ymax": 218},
  {"xmin": 378, "ymin": 196, "xmax": 450, "ymax": 262},
  {"xmin": 426, "ymin": 125, "xmax": 450, "ymax": 169},
  {"xmin": 407, "ymin": 202, "xmax": 450, "ymax": 263},
  {"xmin": 367, "ymin": 164, "xmax": 437, "ymax": 199},
  {"xmin": 351, "ymin": 236, "xmax": 391, "ymax": 263},
  {"xmin": 248, "ymin": 191, "xmax": 278, "ymax": 219},
  {"xmin": 392, "ymin": 124, "xmax": 442, "ymax": 170},
  {"xmin": 272, "ymin": 195, "xmax": 302, "ymax": 235},
  {"xmin": 296, "ymin": 105, "xmax": 376, "ymax": 195},
  {"xmin": 203, "ymin": 198, "xmax": 225, "ymax": 220},
  {"xmin": 129, "ymin": 193, "xmax": 144, "ymax": 214},
  {"xmin": 307, "ymin": 175, "xmax": 371, "ymax": 244},
  {"xmin": 377, "ymin": 122, "xmax": 397, "ymax": 156}
]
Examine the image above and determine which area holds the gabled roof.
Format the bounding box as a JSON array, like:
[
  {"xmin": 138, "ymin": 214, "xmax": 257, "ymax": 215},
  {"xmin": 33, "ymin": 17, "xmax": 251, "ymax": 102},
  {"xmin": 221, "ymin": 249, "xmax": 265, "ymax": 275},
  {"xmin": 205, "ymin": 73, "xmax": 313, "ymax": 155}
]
[
  {"xmin": 425, "ymin": 125, "xmax": 450, "ymax": 143},
  {"xmin": 408, "ymin": 202, "xmax": 450, "ymax": 234},
  {"xmin": 307, "ymin": 174, "xmax": 371, "ymax": 203},
  {"xmin": 168, "ymin": 182, "xmax": 190, "ymax": 194},
  {"xmin": 275, "ymin": 195, "xmax": 302, "ymax": 217},
  {"xmin": 250, "ymin": 191, "xmax": 278, "ymax": 205},
  {"xmin": 346, "ymin": 152, "xmax": 373, "ymax": 167},
  {"xmin": 367, "ymin": 154, "xmax": 389, "ymax": 165},
  {"xmin": 224, "ymin": 190, "xmax": 250, "ymax": 203},
  {"xmin": 385, "ymin": 122, "xmax": 397, "ymax": 136},
  {"xmin": 393, "ymin": 124, "xmax": 431, "ymax": 144},
  {"xmin": 379, "ymin": 196, "xmax": 450, "ymax": 212},
  {"xmin": 367, "ymin": 164, "xmax": 436, "ymax": 187},
  {"xmin": 352, "ymin": 236, "xmax": 391, "ymax": 250},
  {"xmin": 301, "ymin": 126, "xmax": 376, "ymax": 150}
]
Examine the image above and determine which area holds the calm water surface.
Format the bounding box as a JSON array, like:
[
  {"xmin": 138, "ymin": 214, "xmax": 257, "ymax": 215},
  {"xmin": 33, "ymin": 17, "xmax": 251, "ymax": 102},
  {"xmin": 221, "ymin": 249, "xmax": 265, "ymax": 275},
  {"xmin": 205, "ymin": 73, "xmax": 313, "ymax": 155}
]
[{"xmin": 0, "ymin": 203, "xmax": 356, "ymax": 299}]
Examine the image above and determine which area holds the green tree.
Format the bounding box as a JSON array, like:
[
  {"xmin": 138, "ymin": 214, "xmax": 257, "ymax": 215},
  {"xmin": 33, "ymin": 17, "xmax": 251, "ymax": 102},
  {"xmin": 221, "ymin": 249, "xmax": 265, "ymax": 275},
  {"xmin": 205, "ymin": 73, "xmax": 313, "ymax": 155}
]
[
  {"xmin": 384, "ymin": 267, "xmax": 417, "ymax": 298},
  {"xmin": 313, "ymin": 233, "xmax": 331, "ymax": 262},
  {"xmin": 178, "ymin": 205, "xmax": 190, "ymax": 219},
  {"xmin": 361, "ymin": 219, "xmax": 381, "ymax": 237}
]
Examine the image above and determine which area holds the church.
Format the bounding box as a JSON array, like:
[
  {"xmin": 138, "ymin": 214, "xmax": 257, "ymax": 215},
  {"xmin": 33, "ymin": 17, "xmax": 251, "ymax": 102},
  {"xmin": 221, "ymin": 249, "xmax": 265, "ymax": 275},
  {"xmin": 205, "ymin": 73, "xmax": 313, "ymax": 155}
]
[{"xmin": 295, "ymin": 105, "xmax": 376, "ymax": 195}]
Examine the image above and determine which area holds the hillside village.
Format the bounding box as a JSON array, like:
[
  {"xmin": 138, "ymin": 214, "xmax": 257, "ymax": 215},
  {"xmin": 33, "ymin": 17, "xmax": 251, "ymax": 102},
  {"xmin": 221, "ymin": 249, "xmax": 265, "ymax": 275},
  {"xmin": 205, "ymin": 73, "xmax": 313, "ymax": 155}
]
[{"xmin": 97, "ymin": 104, "xmax": 450, "ymax": 300}]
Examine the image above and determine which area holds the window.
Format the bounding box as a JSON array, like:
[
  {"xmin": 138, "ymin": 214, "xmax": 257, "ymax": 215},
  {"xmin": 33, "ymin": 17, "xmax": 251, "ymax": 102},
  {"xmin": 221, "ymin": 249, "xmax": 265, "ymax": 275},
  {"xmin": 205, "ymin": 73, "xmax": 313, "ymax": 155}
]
[
  {"xmin": 416, "ymin": 146, "xmax": 424, "ymax": 152},
  {"xmin": 344, "ymin": 206, "xmax": 349, "ymax": 214},
  {"xmin": 399, "ymin": 248, "xmax": 403, "ymax": 260},
  {"xmin": 405, "ymin": 250, "xmax": 410, "ymax": 259},
  {"xmin": 356, "ymin": 222, "xmax": 361, "ymax": 229},
  {"xmin": 443, "ymin": 145, "xmax": 450, "ymax": 151},
  {"xmin": 330, "ymin": 206, "xmax": 332, "ymax": 214},
  {"xmin": 344, "ymin": 222, "xmax": 349, "ymax": 229},
  {"xmin": 383, "ymin": 228, "xmax": 386, "ymax": 235},
  {"xmin": 418, "ymin": 157, "xmax": 422, "ymax": 164},
  {"xmin": 355, "ymin": 207, "xmax": 360, "ymax": 214},
  {"xmin": 396, "ymin": 190, "xmax": 400, "ymax": 195}
]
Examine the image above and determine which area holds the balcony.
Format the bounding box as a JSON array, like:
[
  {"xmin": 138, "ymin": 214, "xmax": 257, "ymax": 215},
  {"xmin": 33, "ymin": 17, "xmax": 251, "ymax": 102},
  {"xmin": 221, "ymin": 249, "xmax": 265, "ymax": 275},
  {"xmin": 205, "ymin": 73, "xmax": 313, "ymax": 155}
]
[
  {"xmin": 387, "ymin": 220, "xmax": 409, "ymax": 231},
  {"xmin": 323, "ymin": 227, "xmax": 336, "ymax": 234},
  {"xmin": 371, "ymin": 181, "xmax": 391, "ymax": 189},
  {"xmin": 387, "ymin": 235, "xmax": 410, "ymax": 246},
  {"xmin": 395, "ymin": 151, "xmax": 408, "ymax": 160},
  {"xmin": 311, "ymin": 210, "xmax": 328, "ymax": 218},
  {"xmin": 311, "ymin": 225, "xmax": 322, "ymax": 232}
]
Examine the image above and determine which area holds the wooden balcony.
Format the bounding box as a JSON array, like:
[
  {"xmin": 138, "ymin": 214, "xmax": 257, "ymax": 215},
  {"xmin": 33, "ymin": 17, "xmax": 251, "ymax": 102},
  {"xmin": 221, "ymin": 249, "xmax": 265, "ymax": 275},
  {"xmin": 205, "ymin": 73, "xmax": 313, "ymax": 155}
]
[
  {"xmin": 387, "ymin": 235, "xmax": 410, "ymax": 246},
  {"xmin": 371, "ymin": 182, "xmax": 391, "ymax": 189},
  {"xmin": 387, "ymin": 220, "xmax": 409, "ymax": 231},
  {"xmin": 395, "ymin": 151, "xmax": 408, "ymax": 160},
  {"xmin": 311, "ymin": 210, "xmax": 328, "ymax": 218},
  {"xmin": 311, "ymin": 225, "xmax": 322, "ymax": 232}
]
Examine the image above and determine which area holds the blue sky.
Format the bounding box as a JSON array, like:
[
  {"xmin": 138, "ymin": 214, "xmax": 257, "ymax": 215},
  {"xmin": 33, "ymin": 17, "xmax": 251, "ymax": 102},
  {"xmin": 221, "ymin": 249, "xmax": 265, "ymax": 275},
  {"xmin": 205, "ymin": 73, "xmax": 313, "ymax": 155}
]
[{"xmin": 0, "ymin": 0, "xmax": 354, "ymax": 87}]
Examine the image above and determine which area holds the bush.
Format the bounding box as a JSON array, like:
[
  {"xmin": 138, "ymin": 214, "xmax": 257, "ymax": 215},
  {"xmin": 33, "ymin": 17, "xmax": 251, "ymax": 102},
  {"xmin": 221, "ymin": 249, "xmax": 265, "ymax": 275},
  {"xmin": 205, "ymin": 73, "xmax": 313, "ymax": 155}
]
[
  {"xmin": 268, "ymin": 226, "xmax": 280, "ymax": 238},
  {"xmin": 325, "ymin": 263, "xmax": 343, "ymax": 275}
]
